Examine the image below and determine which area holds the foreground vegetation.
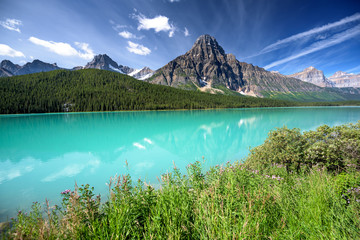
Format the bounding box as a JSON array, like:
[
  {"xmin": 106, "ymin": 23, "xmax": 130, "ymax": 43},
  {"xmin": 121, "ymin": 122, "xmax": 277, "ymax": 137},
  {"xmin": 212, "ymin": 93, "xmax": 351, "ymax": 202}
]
[{"xmin": 4, "ymin": 122, "xmax": 360, "ymax": 239}]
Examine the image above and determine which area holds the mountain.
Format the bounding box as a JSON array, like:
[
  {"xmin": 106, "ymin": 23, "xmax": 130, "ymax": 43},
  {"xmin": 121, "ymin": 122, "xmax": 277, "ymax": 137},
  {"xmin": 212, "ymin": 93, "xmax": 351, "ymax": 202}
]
[
  {"xmin": 0, "ymin": 55, "xmax": 153, "ymax": 80},
  {"xmin": 128, "ymin": 67, "xmax": 154, "ymax": 80},
  {"xmin": 83, "ymin": 54, "xmax": 153, "ymax": 79},
  {"xmin": 147, "ymin": 35, "xmax": 327, "ymax": 98},
  {"xmin": 84, "ymin": 54, "xmax": 133, "ymax": 74},
  {"xmin": 0, "ymin": 59, "xmax": 60, "ymax": 76},
  {"xmin": 1, "ymin": 60, "xmax": 21, "ymax": 74},
  {"xmin": 328, "ymin": 71, "xmax": 360, "ymax": 88},
  {"xmin": 288, "ymin": 66, "xmax": 334, "ymax": 88},
  {"xmin": 0, "ymin": 69, "xmax": 294, "ymax": 114},
  {"xmin": 16, "ymin": 60, "xmax": 60, "ymax": 75}
]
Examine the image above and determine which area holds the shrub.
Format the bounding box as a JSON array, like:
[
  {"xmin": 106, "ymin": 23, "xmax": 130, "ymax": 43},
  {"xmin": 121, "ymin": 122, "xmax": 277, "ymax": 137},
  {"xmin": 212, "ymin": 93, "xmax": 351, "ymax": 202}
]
[{"xmin": 246, "ymin": 121, "xmax": 360, "ymax": 174}]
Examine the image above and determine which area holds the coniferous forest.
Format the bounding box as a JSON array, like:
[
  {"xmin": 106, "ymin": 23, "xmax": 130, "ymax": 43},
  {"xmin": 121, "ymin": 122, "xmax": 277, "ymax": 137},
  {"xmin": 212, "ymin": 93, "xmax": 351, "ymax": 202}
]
[
  {"xmin": 1, "ymin": 69, "xmax": 360, "ymax": 114},
  {"xmin": 0, "ymin": 69, "xmax": 295, "ymax": 114}
]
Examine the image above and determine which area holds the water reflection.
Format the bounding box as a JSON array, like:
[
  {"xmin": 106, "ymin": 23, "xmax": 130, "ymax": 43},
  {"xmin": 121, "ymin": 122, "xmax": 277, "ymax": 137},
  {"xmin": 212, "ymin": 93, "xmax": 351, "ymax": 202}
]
[{"xmin": 1, "ymin": 107, "xmax": 360, "ymax": 221}]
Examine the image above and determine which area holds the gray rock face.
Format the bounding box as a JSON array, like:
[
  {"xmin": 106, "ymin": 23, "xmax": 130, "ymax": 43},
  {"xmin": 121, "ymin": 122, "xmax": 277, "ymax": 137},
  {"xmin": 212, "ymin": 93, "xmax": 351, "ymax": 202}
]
[
  {"xmin": 0, "ymin": 68, "xmax": 13, "ymax": 77},
  {"xmin": 328, "ymin": 71, "xmax": 360, "ymax": 88},
  {"xmin": 128, "ymin": 67, "xmax": 154, "ymax": 80},
  {"xmin": 83, "ymin": 54, "xmax": 153, "ymax": 79},
  {"xmin": 1, "ymin": 60, "xmax": 21, "ymax": 74},
  {"xmin": 16, "ymin": 60, "xmax": 60, "ymax": 75},
  {"xmin": 0, "ymin": 59, "xmax": 60, "ymax": 76},
  {"xmin": 289, "ymin": 66, "xmax": 334, "ymax": 88},
  {"xmin": 148, "ymin": 34, "xmax": 322, "ymax": 96},
  {"xmin": 84, "ymin": 54, "xmax": 134, "ymax": 74}
]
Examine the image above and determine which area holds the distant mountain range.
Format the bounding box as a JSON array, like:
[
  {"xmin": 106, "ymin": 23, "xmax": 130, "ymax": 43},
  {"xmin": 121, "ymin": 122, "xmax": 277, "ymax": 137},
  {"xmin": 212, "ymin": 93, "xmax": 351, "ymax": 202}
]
[
  {"xmin": 1, "ymin": 34, "xmax": 360, "ymax": 102},
  {"xmin": 0, "ymin": 54, "xmax": 154, "ymax": 80},
  {"xmin": 289, "ymin": 67, "xmax": 360, "ymax": 88},
  {"xmin": 147, "ymin": 35, "xmax": 360, "ymax": 101}
]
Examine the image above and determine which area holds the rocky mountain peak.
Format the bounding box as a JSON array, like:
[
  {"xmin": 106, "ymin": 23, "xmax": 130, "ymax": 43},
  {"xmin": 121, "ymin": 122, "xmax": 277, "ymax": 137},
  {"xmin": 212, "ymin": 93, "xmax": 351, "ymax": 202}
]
[
  {"xmin": 85, "ymin": 54, "xmax": 119, "ymax": 70},
  {"xmin": 306, "ymin": 66, "xmax": 316, "ymax": 71},
  {"xmin": 328, "ymin": 71, "xmax": 360, "ymax": 88},
  {"xmin": 1, "ymin": 60, "xmax": 21, "ymax": 74},
  {"xmin": 186, "ymin": 34, "xmax": 226, "ymax": 62},
  {"xmin": 289, "ymin": 67, "xmax": 333, "ymax": 88},
  {"xmin": 331, "ymin": 71, "xmax": 348, "ymax": 78}
]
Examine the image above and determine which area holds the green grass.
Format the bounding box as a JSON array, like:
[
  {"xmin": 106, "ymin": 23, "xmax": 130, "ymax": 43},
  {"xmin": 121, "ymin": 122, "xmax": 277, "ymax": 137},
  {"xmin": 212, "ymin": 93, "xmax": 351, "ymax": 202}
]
[
  {"xmin": 4, "ymin": 123, "xmax": 360, "ymax": 239},
  {"xmin": 260, "ymin": 90, "xmax": 348, "ymax": 102}
]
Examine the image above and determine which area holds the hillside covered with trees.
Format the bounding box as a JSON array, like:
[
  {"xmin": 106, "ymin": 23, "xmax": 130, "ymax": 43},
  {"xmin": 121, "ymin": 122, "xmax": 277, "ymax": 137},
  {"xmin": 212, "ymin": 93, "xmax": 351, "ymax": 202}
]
[{"xmin": 0, "ymin": 69, "xmax": 294, "ymax": 114}]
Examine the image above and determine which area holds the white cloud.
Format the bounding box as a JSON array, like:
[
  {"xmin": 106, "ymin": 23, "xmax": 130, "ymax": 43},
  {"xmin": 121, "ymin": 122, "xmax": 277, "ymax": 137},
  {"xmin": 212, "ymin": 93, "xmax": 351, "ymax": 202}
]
[
  {"xmin": 168, "ymin": 0, "xmax": 180, "ymax": 2},
  {"xmin": 119, "ymin": 31, "xmax": 136, "ymax": 39},
  {"xmin": 264, "ymin": 24, "xmax": 360, "ymax": 69},
  {"xmin": 135, "ymin": 14, "xmax": 176, "ymax": 37},
  {"xmin": 74, "ymin": 42, "xmax": 95, "ymax": 60},
  {"xmin": 0, "ymin": 44, "xmax": 25, "ymax": 57},
  {"xmin": 254, "ymin": 13, "xmax": 360, "ymax": 57},
  {"xmin": 0, "ymin": 18, "xmax": 22, "ymax": 33},
  {"xmin": 126, "ymin": 41, "xmax": 151, "ymax": 55},
  {"xmin": 29, "ymin": 37, "xmax": 94, "ymax": 60},
  {"xmin": 184, "ymin": 27, "xmax": 189, "ymax": 37}
]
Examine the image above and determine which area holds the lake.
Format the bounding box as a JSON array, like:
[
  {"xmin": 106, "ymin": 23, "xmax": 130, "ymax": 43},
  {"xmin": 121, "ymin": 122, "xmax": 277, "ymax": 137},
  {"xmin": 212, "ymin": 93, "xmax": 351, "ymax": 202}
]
[{"xmin": 1, "ymin": 106, "xmax": 360, "ymax": 221}]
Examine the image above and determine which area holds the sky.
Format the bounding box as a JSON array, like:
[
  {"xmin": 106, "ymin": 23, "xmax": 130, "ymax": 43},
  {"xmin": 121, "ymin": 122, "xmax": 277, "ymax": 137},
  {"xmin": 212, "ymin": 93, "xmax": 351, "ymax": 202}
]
[{"xmin": 1, "ymin": 0, "xmax": 360, "ymax": 76}]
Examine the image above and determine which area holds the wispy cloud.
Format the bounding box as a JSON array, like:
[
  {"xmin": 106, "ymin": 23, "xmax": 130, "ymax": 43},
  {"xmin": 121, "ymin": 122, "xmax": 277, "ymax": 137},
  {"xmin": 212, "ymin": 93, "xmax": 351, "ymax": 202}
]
[
  {"xmin": 252, "ymin": 13, "xmax": 360, "ymax": 58},
  {"xmin": 134, "ymin": 14, "xmax": 176, "ymax": 37},
  {"xmin": 0, "ymin": 18, "xmax": 22, "ymax": 33},
  {"xmin": 168, "ymin": 0, "xmax": 180, "ymax": 2},
  {"xmin": 119, "ymin": 31, "xmax": 136, "ymax": 39},
  {"xmin": 346, "ymin": 64, "xmax": 360, "ymax": 74},
  {"xmin": 0, "ymin": 44, "xmax": 25, "ymax": 57},
  {"xmin": 264, "ymin": 24, "xmax": 360, "ymax": 69},
  {"xmin": 29, "ymin": 37, "xmax": 94, "ymax": 60},
  {"xmin": 126, "ymin": 41, "xmax": 151, "ymax": 55},
  {"xmin": 184, "ymin": 27, "xmax": 190, "ymax": 37}
]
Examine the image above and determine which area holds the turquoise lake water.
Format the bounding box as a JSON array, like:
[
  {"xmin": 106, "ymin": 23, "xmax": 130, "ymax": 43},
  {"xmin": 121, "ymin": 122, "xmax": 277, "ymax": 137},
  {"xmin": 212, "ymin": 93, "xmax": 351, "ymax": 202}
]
[{"xmin": 1, "ymin": 107, "xmax": 360, "ymax": 221}]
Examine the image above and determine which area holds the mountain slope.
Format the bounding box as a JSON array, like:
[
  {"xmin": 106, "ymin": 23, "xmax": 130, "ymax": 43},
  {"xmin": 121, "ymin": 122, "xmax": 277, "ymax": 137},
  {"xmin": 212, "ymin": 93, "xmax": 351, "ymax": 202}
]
[
  {"xmin": 289, "ymin": 66, "xmax": 334, "ymax": 87},
  {"xmin": 147, "ymin": 35, "xmax": 339, "ymax": 101},
  {"xmin": 0, "ymin": 59, "xmax": 60, "ymax": 76},
  {"xmin": 0, "ymin": 69, "xmax": 295, "ymax": 114},
  {"xmin": 1, "ymin": 60, "xmax": 21, "ymax": 74},
  {"xmin": 329, "ymin": 71, "xmax": 360, "ymax": 88}
]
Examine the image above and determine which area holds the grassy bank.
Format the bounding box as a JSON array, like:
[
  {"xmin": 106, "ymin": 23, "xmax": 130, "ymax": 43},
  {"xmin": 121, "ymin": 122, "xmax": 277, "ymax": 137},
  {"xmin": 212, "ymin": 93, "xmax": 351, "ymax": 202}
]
[{"xmin": 4, "ymin": 123, "xmax": 360, "ymax": 239}]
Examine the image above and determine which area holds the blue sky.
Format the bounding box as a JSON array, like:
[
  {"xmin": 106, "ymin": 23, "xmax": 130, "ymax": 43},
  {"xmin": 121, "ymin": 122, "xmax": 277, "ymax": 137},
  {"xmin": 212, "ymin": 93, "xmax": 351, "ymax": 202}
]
[{"xmin": 0, "ymin": 0, "xmax": 360, "ymax": 76}]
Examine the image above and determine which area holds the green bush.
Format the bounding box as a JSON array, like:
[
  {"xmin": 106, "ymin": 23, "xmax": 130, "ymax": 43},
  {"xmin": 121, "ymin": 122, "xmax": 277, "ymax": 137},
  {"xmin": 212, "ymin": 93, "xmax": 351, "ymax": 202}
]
[
  {"xmin": 4, "ymin": 123, "xmax": 360, "ymax": 239},
  {"xmin": 247, "ymin": 122, "xmax": 360, "ymax": 174}
]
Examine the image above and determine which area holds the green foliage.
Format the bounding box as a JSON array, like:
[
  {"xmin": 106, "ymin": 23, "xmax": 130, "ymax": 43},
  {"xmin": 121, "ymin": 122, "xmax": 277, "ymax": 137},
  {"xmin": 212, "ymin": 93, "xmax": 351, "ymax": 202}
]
[
  {"xmin": 0, "ymin": 69, "xmax": 295, "ymax": 114},
  {"xmin": 6, "ymin": 163, "xmax": 360, "ymax": 239},
  {"xmin": 4, "ymin": 123, "xmax": 360, "ymax": 239},
  {"xmin": 247, "ymin": 122, "xmax": 360, "ymax": 174}
]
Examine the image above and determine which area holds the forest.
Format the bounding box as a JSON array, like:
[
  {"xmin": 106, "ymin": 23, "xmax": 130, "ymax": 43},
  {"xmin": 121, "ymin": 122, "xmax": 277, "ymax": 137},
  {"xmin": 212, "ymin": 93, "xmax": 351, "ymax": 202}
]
[
  {"xmin": 0, "ymin": 69, "xmax": 294, "ymax": 114},
  {"xmin": 1, "ymin": 69, "xmax": 359, "ymax": 114}
]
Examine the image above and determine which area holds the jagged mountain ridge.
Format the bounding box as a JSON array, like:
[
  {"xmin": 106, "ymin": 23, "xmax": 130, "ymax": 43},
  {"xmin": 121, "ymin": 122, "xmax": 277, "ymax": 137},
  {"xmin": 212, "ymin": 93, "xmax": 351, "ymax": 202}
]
[
  {"xmin": 84, "ymin": 54, "xmax": 134, "ymax": 74},
  {"xmin": 148, "ymin": 34, "xmax": 323, "ymax": 97},
  {"xmin": 329, "ymin": 71, "xmax": 360, "ymax": 88},
  {"xmin": 289, "ymin": 66, "xmax": 334, "ymax": 88},
  {"xmin": 84, "ymin": 54, "xmax": 154, "ymax": 79},
  {"xmin": 0, "ymin": 59, "xmax": 59, "ymax": 76},
  {"xmin": 0, "ymin": 54, "xmax": 153, "ymax": 80}
]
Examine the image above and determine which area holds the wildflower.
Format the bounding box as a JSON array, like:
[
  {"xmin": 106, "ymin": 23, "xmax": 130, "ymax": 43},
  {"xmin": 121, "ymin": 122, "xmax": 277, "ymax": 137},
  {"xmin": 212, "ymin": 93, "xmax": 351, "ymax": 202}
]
[{"xmin": 61, "ymin": 189, "xmax": 71, "ymax": 195}]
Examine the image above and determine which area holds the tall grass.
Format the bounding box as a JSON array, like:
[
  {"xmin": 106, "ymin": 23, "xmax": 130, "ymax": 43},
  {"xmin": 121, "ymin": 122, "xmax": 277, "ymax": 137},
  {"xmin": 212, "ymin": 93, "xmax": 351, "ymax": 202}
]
[{"xmin": 4, "ymin": 161, "xmax": 360, "ymax": 239}]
